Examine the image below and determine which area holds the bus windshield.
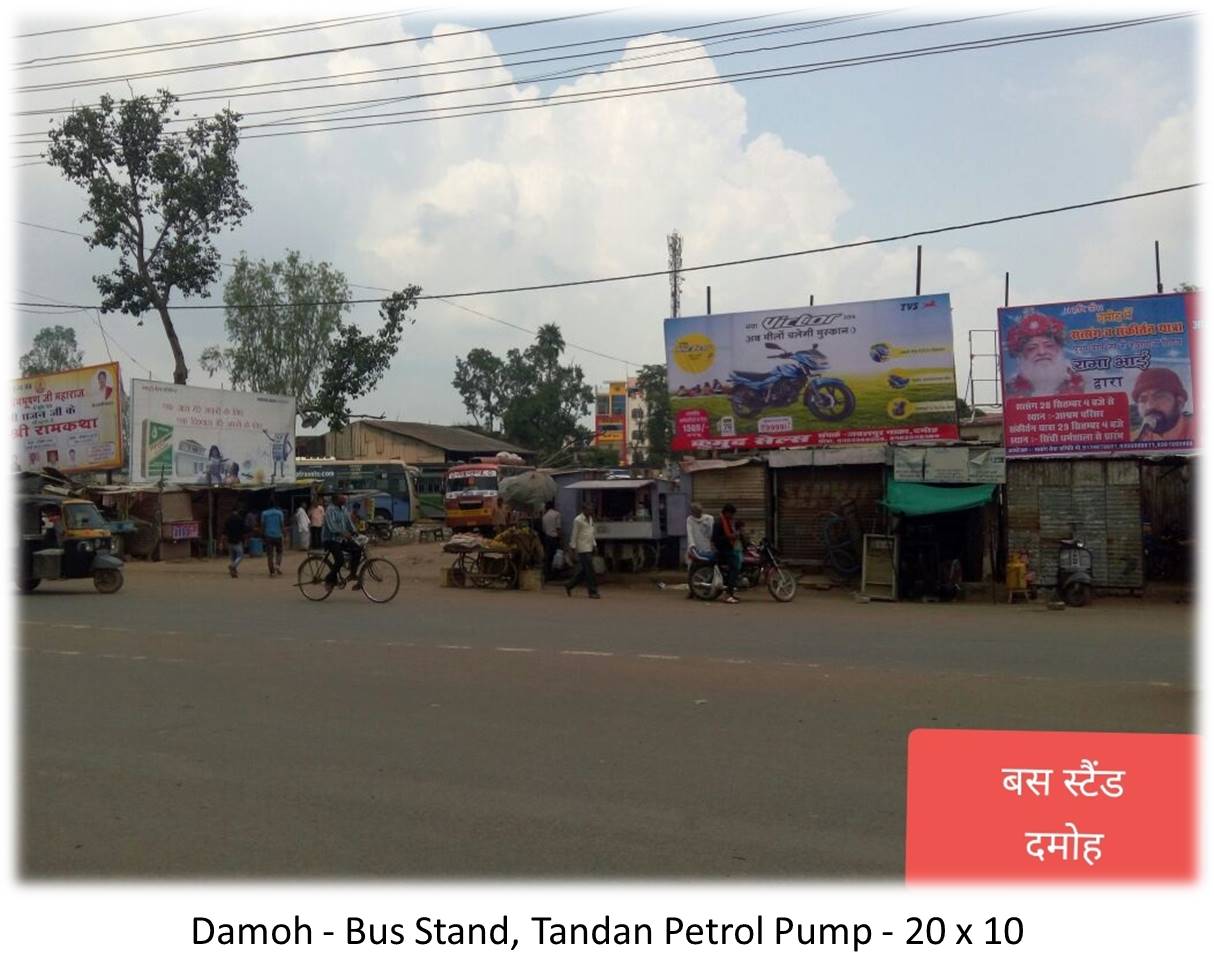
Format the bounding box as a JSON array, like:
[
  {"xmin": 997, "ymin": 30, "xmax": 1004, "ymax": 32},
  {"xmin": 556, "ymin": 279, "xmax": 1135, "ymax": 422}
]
[{"xmin": 449, "ymin": 475, "xmax": 496, "ymax": 492}]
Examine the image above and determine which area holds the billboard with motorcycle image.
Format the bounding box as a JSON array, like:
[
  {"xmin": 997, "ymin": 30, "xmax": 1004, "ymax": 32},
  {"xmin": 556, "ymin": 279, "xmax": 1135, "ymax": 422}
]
[{"xmin": 664, "ymin": 294, "xmax": 960, "ymax": 451}]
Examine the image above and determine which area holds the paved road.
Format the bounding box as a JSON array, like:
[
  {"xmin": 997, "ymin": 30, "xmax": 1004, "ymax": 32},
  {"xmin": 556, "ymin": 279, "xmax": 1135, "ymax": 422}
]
[{"xmin": 19, "ymin": 560, "xmax": 1194, "ymax": 877}]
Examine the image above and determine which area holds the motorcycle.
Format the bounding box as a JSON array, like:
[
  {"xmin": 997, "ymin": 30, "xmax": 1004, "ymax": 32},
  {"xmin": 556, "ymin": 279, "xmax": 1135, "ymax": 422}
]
[
  {"xmin": 1057, "ymin": 535, "xmax": 1093, "ymax": 606},
  {"xmin": 688, "ymin": 539, "xmax": 798, "ymax": 602},
  {"xmin": 728, "ymin": 342, "xmax": 856, "ymax": 422}
]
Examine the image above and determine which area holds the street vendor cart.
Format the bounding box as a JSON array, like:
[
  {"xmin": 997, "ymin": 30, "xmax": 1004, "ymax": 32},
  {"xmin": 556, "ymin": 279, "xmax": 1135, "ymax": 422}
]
[{"xmin": 558, "ymin": 479, "xmax": 688, "ymax": 571}]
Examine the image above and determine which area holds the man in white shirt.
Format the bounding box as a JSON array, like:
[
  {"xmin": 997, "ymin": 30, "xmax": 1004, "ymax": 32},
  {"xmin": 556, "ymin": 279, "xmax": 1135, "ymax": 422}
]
[
  {"xmin": 540, "ymin": 501, "xmax": 562, "ymax": 581},
  {"xmin": 685, "ymin": 501, "xmax": 715, "ymax": 600},
  {"xmin": 565, "ymin": 500, "xmax": 601, "ymax": 598}
]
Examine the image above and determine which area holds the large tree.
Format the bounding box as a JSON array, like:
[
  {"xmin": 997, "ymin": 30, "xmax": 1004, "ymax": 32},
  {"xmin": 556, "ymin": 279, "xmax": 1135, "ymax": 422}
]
[
  {"xmin": 20, "ymin": 325, "xmax": 84, "ymax": 377},
  {"xmin": 451, "ymin": 324, "xmax": 593, "ymax": 459},
  {"xmin": 201, "ymin": 253, "xmax": 419, "ymax": 431},
  {"xmin": 46, "ymin": 89, "xmax": 250, "ymax": 385},
  {"xmin": 635, "ymin": 363, "xmax": 674, "ymax": 464}
]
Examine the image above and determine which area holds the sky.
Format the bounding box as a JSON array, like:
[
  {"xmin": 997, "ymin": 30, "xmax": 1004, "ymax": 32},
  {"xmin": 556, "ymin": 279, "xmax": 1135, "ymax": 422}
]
[{"xmin": 5, "ymin": 0, "xmax": 1204, "ymax": 432}]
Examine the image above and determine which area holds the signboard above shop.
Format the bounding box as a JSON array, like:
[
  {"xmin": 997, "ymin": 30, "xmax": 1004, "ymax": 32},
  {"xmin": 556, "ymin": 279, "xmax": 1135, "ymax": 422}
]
[
  {"xmin": 11, "ymin": 361, "xmax": 124, "ymax": 472},
  {"xmin": 893, "ymin": 446, "xmax": 1006, "ymax": 484},
  {"xmin": 665, "ymin": 294, "xmax": 959, "ymax": 452},
  {"xmin": 999, "ymin": 292, "xmax": 1199, "ymax": 458},
  {"xmin": 129, "ymin": 380, "xmax": 296, "ymax": 485}
]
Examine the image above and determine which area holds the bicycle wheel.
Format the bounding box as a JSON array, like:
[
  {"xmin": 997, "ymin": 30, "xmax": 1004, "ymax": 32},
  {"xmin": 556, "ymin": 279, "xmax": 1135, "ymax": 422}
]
[
  {"xmin": 358, "ymin": 557, "xmax": 400, "ymax": 603},
  {"xmin": 297, "ymin": 556, "xmax": 334, "ymax": 601}
]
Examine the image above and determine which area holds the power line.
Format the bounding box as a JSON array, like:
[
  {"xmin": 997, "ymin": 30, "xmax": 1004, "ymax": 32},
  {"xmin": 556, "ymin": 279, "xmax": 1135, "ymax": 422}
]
[
  {"xmin": 15, "ymin": 8, "xmax": 437, "ymax": 69},
  {"xmin": 14, "ymin": 8, "xmax": 626, "ymax": 93},
  {"xmin": 13, "ymin": 183, "xmax": 1199, "ymax": 310},
  {"xmin": 13, "ymin": 8, "xmax": 208, "ymax": 39},
  {"xmin": 11, "ymin": 9, "xmax": 810, "ymax": 117}
]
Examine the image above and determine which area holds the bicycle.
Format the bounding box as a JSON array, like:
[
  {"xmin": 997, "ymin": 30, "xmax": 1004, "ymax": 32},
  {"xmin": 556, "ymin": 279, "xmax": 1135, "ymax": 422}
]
[{"xmin": 296, "ymin": 534, "xmax": 400, "ymax": 603}]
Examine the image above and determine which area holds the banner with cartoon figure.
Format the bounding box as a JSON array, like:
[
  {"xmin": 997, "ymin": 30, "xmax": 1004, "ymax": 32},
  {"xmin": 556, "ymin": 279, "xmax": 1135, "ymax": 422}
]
[
  {"xmin": 130, "ymin": 379, "xmax": 296, "ymax": 485},
  {"xmin": 11, "ymin": 361, "xmax": 123, "ymax": 472},
  {"xmin": 999, "ymin": 292, "xmax": 1199, "ymax": 457},
  {"xmin": 664, "ymin": 295, "xmax": 959, "ymax": 451}
]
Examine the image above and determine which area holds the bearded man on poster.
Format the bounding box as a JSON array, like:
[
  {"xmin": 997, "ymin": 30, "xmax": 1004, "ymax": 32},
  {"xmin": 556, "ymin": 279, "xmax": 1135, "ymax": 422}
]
[{"xmin": 1007, "ymin": 313, "xmax": 1085, "ymax": 397}]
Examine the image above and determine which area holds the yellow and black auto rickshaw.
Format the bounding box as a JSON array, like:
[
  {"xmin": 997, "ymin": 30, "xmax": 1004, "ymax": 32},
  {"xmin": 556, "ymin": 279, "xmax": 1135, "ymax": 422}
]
[{"xmin": 17, "ymin": 494, "xmax": 125, "ymax": 593}]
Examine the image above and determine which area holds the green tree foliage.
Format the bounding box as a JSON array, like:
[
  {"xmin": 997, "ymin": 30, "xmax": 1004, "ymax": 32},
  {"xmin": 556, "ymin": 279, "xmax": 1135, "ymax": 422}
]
[
  {"xmin": 46, "ymin": 89, "xmax": 250, "ymax": 385},
  {"xmin": 1175, "ymin": 282, "xmax": 1198, "ymax": 292},
  {"xmin": 452, "ymin": 347, "xmax": 506, "ymax": 431},
  {"xmin": 20, "ymin": 325, "xmax": 84, "ymax": 377},
  {"xmin": 636, "ymin": 363, "xmax": 674, "ymax": 464},
  {"xmin": 201, "ymin": 253, "xmax": 419, "ymax": 431},
  {"xmin": 452, "ymin": 324, "xmax": 593, "ymax": 458}
]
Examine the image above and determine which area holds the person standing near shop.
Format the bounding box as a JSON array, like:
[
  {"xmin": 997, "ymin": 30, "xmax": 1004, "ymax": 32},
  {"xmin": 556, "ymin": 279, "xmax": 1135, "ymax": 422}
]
[
  {"xmin": 540, "ymin": 501, "xmax": 562, "ymax": 580},
  {"xmin": 565, "ymin": 500, "xmax": 601, "ymax": 598},
  {"xmin": 293, "ymin": 501, "xmax": 310, "ymax": 550},
  {"xmin": 261, "ymin": 495, "xmax": 286, "ymax": 577},
  {"xmin": 711, "ymin": 502, "xmax": 741, "ymax": 603},
  {"xmin": 685, "ymin": 501, "xmax": 715, "ymax": 600},
  {"xmin": 308, "ymin": 495, "xmax": 326, "ymax": 551},
  {"xmin": 225, "ymin": 505, "xmax": 247, "ymax": 579}
]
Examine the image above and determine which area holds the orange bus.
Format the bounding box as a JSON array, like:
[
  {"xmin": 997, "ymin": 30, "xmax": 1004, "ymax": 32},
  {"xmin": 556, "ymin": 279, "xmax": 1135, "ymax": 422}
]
[{"xmin": 444, "ymin": 457, "xmax": 534, "ymax": 533}]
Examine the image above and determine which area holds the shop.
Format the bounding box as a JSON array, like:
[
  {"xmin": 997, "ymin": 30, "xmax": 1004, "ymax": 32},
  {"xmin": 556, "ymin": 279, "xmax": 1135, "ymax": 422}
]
[
  {"xmin": 1005, "ymin": 458, "xmax": 1144, "ymax": 593},
  {"xmin": 767, "ymin": 447, "xmax": 888, "ymax": 567},
  {"xmin": 557, "ymin": 478, "xmax": 688, "ymax": 570},
  {"xmin": 681, "ymin": 458, "xmax": 769, "ymax": 542}
]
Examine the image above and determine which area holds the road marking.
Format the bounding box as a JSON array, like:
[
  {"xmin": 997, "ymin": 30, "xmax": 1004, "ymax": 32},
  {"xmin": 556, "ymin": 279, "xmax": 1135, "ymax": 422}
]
[
  {"xmin": 55, "ymin": 650, "xmax": 83, "ymax": 656},
  {"xmin": 710, "ymin": 657, "xmax": 752, "ymax": 665},
  {"xmin": 637, "ymin": 654, "xmax": 680, "ymax": 661},
  {"xmin": 561, "ymin": 650, "xmax": 613, "ymax": 657},
  {"xmin": 439, "ymin": 644, "xmax": 471, "ymax": 650},
  {"xmin": 97, "ymin": 626, "xmax": 133, "ymax": 633},
  {"xmin": 99, "ymin": 653, "xmax": 120, "ymax": 659},
  {"xmin": 496, "ymin": 646, "xmax": 535, "ymax": 653},
  {"xmin": 129, "ymin": 655, "xmax": 147, "ymax": 661},
  {"xmin": 778, "ymin": 661, "xmax": 820, "ymax": 668},
  {"xmin": 1149, "ymin": 681, "xmax": 1174, "ymax": 687}
]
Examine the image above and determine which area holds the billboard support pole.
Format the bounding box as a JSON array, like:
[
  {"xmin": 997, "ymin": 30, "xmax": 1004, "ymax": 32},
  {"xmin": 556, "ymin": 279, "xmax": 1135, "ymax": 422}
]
[
  {"xmin": 1004, "ymin": 272, "xmax": 1010, "ymax": 307},
  {"xmin": 706, "ymin": 285, "xmax": 711, "ymax": 315},
  {"xmin": 810, "ymin": 294, "xmax": 815, "ymax": 306},
  {"xmin": 915, "ymin": 246, "xmax": 922, "ymax": 296},
  {"xmin": 1155, "ymin": 240, "xmax": 1163, "ymax": 294}
]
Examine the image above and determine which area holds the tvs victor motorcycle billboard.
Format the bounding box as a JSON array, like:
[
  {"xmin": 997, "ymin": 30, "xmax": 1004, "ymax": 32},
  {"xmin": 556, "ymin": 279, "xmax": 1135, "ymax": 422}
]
[{"xmin": 664, "ymin": 295, "xmax": 959, "ymax": 451}]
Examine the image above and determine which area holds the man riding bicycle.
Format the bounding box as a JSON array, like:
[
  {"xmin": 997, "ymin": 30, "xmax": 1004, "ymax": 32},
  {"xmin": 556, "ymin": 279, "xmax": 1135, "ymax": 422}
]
[{"xmin": 322, "ymin": 493, "xmax": 363, "ymax": 585}]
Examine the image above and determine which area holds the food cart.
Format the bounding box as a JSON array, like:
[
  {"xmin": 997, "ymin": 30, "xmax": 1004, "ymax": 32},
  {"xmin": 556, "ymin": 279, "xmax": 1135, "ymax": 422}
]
[{"xmin": 558, "ymin": 479, "xmax": 688, "ymax": 571}]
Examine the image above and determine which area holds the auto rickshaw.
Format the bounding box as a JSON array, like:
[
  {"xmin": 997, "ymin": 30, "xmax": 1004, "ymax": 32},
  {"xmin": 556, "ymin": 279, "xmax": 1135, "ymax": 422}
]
[{"xmin": 17, "ymin": 494, "xmax": 125, "ymax": 593}]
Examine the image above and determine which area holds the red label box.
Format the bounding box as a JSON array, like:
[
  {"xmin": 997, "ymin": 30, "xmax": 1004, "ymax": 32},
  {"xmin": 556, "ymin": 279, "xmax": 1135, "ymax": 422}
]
[{"xmin": 905, "ymin": 729, "xmax": 1196, "ymax": 882}]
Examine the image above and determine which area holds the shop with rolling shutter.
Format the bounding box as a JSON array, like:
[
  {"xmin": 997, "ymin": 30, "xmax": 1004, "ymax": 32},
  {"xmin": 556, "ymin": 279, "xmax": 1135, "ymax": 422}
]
[
  {"xmin": 768, "ymin": 447, "xmax": 888, "ymax": 566},
  {"xmin": 1005, "ymin": 458, "xmax": 1144, "ymax": 591},
  {"xmin": 682, "ymin": 459, "xmax": 769, "ymax": 542}
]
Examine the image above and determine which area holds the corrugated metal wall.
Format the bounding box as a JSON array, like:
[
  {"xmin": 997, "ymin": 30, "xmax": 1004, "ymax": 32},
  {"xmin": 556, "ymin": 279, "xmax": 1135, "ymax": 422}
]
[
  {"xmin": 774, "ymin": 464, "xmax": 886, "ymax": 564},
  {"xmin": 1006, "ymin": 458, "xmax": 1143, "ymax": 589},
  {"xmin": 688, "ymin": 464, "xmax": 769, "ymax": 542}
]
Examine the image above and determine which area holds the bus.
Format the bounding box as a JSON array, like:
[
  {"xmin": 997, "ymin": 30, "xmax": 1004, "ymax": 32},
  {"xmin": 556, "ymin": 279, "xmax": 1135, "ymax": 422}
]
[
  {"xmin": 295, "ymin": 459, "xmax": 419, "ymax": 526},
  {"xmin": 444, "ymin": 456, "xmax": 534, "ymax": 533}
]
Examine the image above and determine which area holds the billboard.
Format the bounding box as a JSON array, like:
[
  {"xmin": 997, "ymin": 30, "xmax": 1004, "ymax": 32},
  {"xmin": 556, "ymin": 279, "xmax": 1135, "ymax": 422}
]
[
  {"xmin": 129, "ymin": 379, "xmax": 296, "ymax": 485},
  {"xmin": 664, "ymin": 295, "xmax": 959, "ymax": 451},
  {"xmin": 11, "ymin": 361, "xmax": 123, "ymax": 472},
  {"xmin": 999, "ymin": 292, "xmax": 1198, "ymax": 457}
]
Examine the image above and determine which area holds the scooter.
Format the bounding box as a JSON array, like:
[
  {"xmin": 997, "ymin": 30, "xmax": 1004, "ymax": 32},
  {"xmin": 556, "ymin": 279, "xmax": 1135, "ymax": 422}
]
[
  {"xmin": 688, "ymin": 539, "xmax": 798, "ymax": 602},
  {"xmin": 728, "ymin": 342, "xmax": 856, "ymax": 422},
  {"xmin": 1057, "ymin": 535, "xmax": 1093, "ymax": 607}
]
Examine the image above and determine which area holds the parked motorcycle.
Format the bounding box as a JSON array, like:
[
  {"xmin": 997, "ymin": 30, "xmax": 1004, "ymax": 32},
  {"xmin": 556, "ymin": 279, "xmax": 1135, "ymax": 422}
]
[
  {"xmin": 1057, "ymin": 535, "xmax": 1093, "ymax": 607},
  {"xmin": 728, "ymin": 342, "xmax": 856, "ymax": 422},
  {"xmin": 689, "ymin": 539, "xmax": 798, "ymax": 602}
]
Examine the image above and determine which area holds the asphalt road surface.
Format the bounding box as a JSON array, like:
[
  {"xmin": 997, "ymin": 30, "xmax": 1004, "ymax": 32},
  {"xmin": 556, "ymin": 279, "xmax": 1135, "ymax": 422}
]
[{"xmin": 19, "ymin": 555, "xmax": 1194, "ymax": 878}]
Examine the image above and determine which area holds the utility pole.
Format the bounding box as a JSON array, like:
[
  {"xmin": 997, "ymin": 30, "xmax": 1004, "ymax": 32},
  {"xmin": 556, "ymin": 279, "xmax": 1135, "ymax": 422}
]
[{"xmin": 667, "ymin": 230, "xmax": 684, "ymax": 319}]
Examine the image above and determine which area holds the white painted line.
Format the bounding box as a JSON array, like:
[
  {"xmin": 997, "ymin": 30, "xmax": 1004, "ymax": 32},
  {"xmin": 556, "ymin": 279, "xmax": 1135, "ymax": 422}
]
[
  {"xmin": 162, "ymin": 658, "xmax": 187, "ymax": 664},
  {"xmin": 97, "ymin": 626, "xmax": 133, "ymax": 633},
  {"xmin": 55, "ymin": 650, "xmax": 83, "ymax": 656},
  {"xmin": 561, "ymin": 650, "xmax": 613, "ymax": 657},
  {"xmin": 637, "ymin": 654, "xmax": 680, "ymax": 661},
  {"xmin": 496, "ymin": 646, "xmax": 535, "ymax": 652},
  {"xmin": 129, "ymin": 656, "xmax": 147, "ymax": 661},
  {"xmin": 99, "ymin": 653, "xmax": 120, "ymax": 659},
  {"xmin": 778, "ymin": 661, "xmax": 822, "ymax": 668},
  {"xmin": 1149, "ymin": 681, "xmax": 1174, "ymax": 688},
  {"xmin": 710, "ymin": 657, "xmax": 752, "ymax": 665},
  {"xmin": 68, "ymin": 624, "xmax": 90, "ymax": 630},
  {"xmin": 439, "ymin": 644, "xmax": 472, "ymax": 650}
]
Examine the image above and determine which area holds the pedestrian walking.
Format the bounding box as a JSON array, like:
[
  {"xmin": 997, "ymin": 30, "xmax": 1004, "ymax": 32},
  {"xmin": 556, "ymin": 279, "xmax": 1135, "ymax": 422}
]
[
  {"xmin": 225, "ymin": 506, "xmax": 247, "ymax": 579},
  {"xmin": 565, "ymin": 500, "xmax": 601, "ymax": 598},
  {"xmin": 261, "ymin": 495, "xmax": 286, "ymax": 576},
  {"xmin": 308, "ymin": 496, "xmax": 325, "ymax": 551},
  {"xmin": 540, "ymin": 501, "xmax": 562, "ymax": 580},
  {"xmin": 293, "ymin": 502, "xmax": 309, "ymax": 550},
  {"xmin": 711, "ymin": 503, "xmax": 741, "ymax": 603}
]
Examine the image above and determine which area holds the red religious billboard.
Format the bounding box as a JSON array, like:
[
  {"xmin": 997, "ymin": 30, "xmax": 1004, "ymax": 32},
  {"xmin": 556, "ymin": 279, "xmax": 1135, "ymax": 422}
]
[{"xmin": 999, "ymin": 292, "xmax": 1198, "ymax": 457}]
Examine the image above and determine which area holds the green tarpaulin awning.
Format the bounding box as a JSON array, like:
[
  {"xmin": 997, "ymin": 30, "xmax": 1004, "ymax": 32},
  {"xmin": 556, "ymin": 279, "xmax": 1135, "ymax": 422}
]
[{"xmin": 882, "ymin": 479, "xmax": 995, "ymax": 517}]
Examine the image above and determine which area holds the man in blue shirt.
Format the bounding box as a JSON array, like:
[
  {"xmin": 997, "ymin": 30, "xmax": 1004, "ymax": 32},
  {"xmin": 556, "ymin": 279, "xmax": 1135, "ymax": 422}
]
[
  {"xmin": 261, "ymin": 495, "xmax": 286, "ymax": 577},
  {"xmin": 322, "ymin": 492, "xmax": 361, "ymax": 586}
]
